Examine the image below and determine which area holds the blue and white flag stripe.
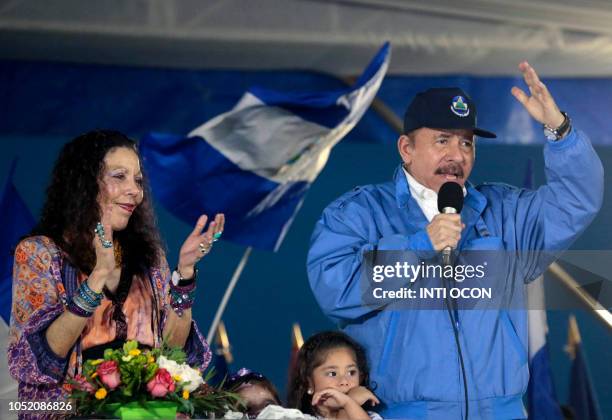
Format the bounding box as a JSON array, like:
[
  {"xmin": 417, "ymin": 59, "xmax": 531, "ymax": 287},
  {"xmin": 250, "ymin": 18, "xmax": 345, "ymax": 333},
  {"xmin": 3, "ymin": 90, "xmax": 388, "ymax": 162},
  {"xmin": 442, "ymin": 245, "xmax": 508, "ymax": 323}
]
[
  {"xmin": 567, "ymin": 316, "xmax": 603, "ymax": 420},
  {"xmin": 525, "ymin": 159, "xmax": 563, "ymax": 420},
  {"xmin": 189, "ymin": 42, "xmax": 390, "ymax": 184},
  {"xmin": 141, "ymin": 43, "xmax": 390, "ymax": 250},
  {"xmin": 527, "ymin": 276, "xmax": 563, "ymax": 420}
]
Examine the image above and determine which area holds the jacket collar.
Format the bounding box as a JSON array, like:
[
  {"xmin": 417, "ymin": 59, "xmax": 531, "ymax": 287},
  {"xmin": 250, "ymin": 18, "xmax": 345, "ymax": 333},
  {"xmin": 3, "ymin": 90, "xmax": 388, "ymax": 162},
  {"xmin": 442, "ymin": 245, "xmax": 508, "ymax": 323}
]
[
  {"xmin": 394, "ymin": 165, "xmax": 412, "ymax": 209},
  {"xmin": 393, "ymin": 164, "xmax": 487, "ymax": 224}
]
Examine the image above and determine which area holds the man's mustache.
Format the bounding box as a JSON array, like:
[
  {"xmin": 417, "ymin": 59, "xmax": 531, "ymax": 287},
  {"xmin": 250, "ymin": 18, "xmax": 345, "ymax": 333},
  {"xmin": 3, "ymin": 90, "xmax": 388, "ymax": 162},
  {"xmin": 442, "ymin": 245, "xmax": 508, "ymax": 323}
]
[{"xmin": 435, "ymin": 163, "xmax": 464, "ymax": 178}]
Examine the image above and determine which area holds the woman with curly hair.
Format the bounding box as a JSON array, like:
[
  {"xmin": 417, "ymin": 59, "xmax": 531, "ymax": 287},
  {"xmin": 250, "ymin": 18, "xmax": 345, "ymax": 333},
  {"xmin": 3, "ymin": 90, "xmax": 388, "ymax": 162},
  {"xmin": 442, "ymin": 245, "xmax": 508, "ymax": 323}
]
[{"xmin": 8, "ymin": 129, "xmax": 223, "ymax": 416}]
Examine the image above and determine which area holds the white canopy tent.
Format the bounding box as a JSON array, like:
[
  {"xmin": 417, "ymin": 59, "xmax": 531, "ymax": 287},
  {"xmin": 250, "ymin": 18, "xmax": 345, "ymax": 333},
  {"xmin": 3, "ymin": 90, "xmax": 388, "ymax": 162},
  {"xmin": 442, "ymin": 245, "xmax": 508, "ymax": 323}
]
[{"xmin": 1, "ymin": 0, "xmax": 612, "ymax": 76}]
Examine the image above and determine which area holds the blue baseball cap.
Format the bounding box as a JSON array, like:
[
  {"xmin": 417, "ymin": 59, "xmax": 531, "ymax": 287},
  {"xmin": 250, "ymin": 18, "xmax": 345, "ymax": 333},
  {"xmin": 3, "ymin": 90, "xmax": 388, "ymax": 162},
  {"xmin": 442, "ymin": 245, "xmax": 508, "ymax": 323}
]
[{"xmin": 403, "ymin": 87, "xmax": 496, "ymax": 138}]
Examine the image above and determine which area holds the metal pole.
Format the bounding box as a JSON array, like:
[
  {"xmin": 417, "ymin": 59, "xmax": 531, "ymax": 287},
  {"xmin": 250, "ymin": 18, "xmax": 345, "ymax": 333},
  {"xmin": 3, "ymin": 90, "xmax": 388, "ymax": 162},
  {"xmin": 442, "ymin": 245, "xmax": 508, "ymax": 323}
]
[
  {"xmin": 548, "ymin": 262, "xmax": 612, "ymax": 332},
  {"xmin": 207, "ymin": 246, "xmax": 253, "ymax": 343}
]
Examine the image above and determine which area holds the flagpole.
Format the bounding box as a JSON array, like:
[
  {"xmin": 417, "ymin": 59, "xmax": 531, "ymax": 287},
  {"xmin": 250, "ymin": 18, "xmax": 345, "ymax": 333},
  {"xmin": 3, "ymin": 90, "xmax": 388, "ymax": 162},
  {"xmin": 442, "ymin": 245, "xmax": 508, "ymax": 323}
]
[
  {"xmin": 215, "ymin": 320, "xmax": 234, "ymax": 364},
  {"xmin": 207, "ymin": 246, "xmax": 253, "ymax": 343}
]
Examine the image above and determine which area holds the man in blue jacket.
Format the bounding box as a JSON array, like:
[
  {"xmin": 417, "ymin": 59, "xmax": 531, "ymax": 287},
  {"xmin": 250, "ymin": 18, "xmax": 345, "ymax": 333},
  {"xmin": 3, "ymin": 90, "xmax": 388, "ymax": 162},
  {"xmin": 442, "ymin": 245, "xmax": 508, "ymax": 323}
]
[{"xmin": 307, "ymin": 62, "xmax": 603, "ymax": 419}]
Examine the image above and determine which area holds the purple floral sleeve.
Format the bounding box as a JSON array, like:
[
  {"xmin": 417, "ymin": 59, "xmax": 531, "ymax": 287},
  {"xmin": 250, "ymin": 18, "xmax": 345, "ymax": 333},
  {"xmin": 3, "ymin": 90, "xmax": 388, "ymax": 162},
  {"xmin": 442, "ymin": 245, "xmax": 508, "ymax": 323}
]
[
  {"xmin": 8, "ymin": 237, "xmax": 70, "ymax": 385},
  {"xmin": 154, "ymin": 258, "xmax": 212, "ymax": 370}
]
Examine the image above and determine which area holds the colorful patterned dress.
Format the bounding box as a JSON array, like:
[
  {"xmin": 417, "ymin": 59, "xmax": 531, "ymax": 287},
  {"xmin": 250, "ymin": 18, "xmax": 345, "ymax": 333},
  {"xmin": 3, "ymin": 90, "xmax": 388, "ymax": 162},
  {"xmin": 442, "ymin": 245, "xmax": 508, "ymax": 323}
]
[{"xmin": 8, "ymin": 236, "xmax": 212, "ymax": 419}]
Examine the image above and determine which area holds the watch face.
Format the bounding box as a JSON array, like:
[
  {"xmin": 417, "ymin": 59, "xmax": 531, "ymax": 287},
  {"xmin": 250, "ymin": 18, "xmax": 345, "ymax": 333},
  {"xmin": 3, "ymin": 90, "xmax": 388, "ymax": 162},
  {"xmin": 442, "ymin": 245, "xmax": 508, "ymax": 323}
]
[
  {"xmin": 544, "ymin": 128, "xmax": 558, "ymax": 141},
  {"xmin": 171, "ymin": 270, "xmax": 180, "ymax": 286}
]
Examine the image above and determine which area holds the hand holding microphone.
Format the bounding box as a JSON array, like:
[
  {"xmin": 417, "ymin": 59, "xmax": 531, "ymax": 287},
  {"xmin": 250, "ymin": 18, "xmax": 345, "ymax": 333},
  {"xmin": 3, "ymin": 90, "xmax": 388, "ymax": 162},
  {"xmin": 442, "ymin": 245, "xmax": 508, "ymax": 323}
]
[{"xmin": 426, "ymin": 182, "xmax": 464, "ymax": 265}]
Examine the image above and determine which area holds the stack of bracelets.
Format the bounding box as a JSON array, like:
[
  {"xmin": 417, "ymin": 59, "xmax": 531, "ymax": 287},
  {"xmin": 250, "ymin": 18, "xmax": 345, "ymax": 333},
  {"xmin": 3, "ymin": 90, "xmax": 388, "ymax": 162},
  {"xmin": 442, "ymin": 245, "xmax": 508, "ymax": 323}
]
[
  {"xmin": 67, "ymin": 275, "xmax": 197, "ymax": 318},
  {"xmin": 67, "ymin": 281, "xmax": 104, "ymax": 317},
  {"xmin": 169, "ymin": 281, "xmax": 197, "ymax": 317}
]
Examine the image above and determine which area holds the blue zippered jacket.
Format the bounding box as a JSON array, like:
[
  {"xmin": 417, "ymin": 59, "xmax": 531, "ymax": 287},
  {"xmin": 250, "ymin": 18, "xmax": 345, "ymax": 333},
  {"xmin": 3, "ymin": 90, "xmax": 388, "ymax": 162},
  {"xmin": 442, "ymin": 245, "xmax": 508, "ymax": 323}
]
[{"xmin": 307, "ymin": 129, "xmax": 603, "ymax": 419}]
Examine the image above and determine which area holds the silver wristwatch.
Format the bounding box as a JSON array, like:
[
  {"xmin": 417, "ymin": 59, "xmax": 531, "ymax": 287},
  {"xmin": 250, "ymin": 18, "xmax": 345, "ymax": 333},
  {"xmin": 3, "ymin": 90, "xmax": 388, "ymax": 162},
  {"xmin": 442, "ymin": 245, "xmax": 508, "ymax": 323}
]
[
  {"xmin": 543, "ymin": 111, "xmax": 571, "ymax": 141},
  {"xmin": 171, "ymin": 267, "xmax": 197, "ymax": 286}
]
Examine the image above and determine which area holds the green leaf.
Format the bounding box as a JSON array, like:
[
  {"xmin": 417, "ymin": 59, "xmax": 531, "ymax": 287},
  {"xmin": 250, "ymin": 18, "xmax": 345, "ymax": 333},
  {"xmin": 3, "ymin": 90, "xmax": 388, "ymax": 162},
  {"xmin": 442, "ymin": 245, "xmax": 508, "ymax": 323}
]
[
  {"xmin": 160, "ymin": 338, "xmax": 187, "ymax": 363},
  {"xmin": 123, "ymin": 340, "xmax": 138, "ymax": 353}
]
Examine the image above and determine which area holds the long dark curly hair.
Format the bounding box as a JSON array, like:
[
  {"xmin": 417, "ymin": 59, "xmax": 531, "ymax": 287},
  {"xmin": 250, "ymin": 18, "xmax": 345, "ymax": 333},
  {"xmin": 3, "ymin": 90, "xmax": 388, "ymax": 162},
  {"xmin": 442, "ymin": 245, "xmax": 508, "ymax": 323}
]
[
  {"xmin": 29, "ymin": 129, "xmax": 163, "ymax": 274},
  {"xmin": 287, "ymin": 331, "xmax": 372, "ymax": 415}
]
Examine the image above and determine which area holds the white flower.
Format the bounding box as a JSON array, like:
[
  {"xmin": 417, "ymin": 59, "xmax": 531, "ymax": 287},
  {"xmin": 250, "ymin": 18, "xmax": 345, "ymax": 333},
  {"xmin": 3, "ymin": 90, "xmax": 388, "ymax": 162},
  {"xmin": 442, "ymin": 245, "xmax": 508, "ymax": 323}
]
[
  {"xmin": 256, "ymin": 405, "xmax": 317, "ymax": 419},
  {"xmin": 223, "ymin": 410, "xmax": 246, "ymax": 419},
  {"xmin": 179, "ymin": 365, "xmax": 204, "ymax": 392},
  {"xmin": 157, "ymin": 356, "xmax": 181, "ymax": 376},
  {"xmin": 157, "ymin": 356, "xmax": 204, "ymax": 392}
]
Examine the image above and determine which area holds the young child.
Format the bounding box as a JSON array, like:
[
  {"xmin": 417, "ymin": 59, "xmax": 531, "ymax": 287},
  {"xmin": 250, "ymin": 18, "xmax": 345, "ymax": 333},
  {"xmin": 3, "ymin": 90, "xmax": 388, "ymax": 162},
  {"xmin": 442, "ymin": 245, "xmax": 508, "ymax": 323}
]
[
  {"xmin": 225, "ymin": 368, "xmax": 282, "ymax": 419},
  {"xmin": 288, "ymin": 331, "xmax": 381, "ymax": 420}
]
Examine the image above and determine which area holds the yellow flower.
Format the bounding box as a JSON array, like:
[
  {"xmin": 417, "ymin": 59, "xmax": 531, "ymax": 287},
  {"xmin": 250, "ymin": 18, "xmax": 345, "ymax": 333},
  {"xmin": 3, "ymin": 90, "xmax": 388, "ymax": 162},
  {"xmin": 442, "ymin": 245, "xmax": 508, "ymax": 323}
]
[
  {"xmin": 91, "ymin": 372, "xmax": 98, "ymax": 379},
  {"xmin": 128, "ymin": 349, "xmax": 141, "ymax": 356},
  {"xmin": 95, "ymin": 388, "xmax": 107, "ymax": 400},
  {"xmin": 148, "ymin": 356, "xmax": 155, "ymax": 364},
  {"xmin": 91, "ymin": 359, "xmax": 104, "ymax": 366},
  {"xmin": 182, "ymin": 390, "xmax": 189, "ymax": 400},
  {"xmin": 173, "ymin": 374, "xmax": 182, "ymax": 382}
]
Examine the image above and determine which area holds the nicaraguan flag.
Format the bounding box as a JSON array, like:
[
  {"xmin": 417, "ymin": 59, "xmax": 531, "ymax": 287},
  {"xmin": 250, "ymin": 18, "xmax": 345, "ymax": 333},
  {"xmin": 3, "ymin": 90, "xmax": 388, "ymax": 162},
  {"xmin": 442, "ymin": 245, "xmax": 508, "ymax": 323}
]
[
  {"xmin": 525, "ymin": 160, "xmax": 563, "ymax": 420},
  {"xmin": 566, "ymin": 315, "xmax": 603, "ymax": 420},
  {"xmin": 140, "ymin": 43, "xmax": 390, "ymax": 250},
  {"xmin": 0, "ymin": 159, "xmax": 35, "ymax": 324},
  {"xmin": 526, "ymin": 276, "xmax": 563, "ymax": 420}
]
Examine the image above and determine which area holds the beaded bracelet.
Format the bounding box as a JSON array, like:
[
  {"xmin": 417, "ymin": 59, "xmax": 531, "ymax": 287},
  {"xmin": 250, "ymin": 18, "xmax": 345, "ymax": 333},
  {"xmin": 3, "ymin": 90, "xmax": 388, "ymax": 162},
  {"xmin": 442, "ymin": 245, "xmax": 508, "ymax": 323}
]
[
  {"xmin": 169, "ymin": 281, "xmax": 196, "ymax": 317},
  {"xmin": 67, "ymin": 296, "xmax": 95, "ymax": 317},
  {"xmin": 77, "ymin": 294, "xmax": 98, "ymax": 311},
  {"xmin": 81, "ymin": 281, "xmax": 104, "ymax": 302},
  {"xmin": 66, "ymin": 282, "xmax": 104, "ymax": 317},
  {"xmin": 77, "ymin": 286, "xmax": 100, "ymax": 307}
]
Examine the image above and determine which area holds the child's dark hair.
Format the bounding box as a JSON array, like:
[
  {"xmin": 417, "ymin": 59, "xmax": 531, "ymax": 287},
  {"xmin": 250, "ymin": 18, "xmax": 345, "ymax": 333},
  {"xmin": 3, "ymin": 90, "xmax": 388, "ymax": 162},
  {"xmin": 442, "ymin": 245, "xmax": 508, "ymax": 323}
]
[
  {"xmin": 223, "ymin": 368, "xmax": 281, "ymax": 408},
  {"xmin": 287, "ymin": 331, "xmax": 371, "ymax": 415}
]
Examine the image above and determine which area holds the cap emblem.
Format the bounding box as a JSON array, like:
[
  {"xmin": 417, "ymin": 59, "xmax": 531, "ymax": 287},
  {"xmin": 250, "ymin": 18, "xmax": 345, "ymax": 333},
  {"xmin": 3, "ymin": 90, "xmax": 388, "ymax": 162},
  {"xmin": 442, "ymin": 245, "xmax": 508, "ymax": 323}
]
[{"xmin": 450, "ymin": 96, "xmax": 470, "ymax": 117}]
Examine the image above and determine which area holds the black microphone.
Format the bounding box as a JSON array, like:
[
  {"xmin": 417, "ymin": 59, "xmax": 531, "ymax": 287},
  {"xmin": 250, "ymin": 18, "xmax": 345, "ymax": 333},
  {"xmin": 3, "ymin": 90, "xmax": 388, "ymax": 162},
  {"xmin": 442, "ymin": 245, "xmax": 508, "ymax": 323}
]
[{"xmin": 437, "ymin": 182, "xmax": 464, "ymax": 266}]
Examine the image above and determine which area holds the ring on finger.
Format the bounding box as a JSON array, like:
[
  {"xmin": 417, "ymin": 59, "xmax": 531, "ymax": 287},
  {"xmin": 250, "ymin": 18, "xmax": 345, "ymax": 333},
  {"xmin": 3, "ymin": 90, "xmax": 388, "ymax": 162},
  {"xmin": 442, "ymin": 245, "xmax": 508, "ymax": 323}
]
[
  {"xmin": 198, "ymin": 242, "xmax": 211, "ymax": 254},
  {"xmin": 213, "ymin": 231, "xmax": 223, "ymax": 242},
  {"xmin": 94, "ymin": 222, "xmax": 113, "ymax": 248}
]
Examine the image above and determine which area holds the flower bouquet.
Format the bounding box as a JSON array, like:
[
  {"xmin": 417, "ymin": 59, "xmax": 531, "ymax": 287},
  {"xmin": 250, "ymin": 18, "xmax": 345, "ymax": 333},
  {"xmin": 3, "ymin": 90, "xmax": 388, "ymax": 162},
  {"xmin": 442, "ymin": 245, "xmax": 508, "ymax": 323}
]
[{"xmin": 68, "ymin": 340, "xmax": 240, "ymax": 419}]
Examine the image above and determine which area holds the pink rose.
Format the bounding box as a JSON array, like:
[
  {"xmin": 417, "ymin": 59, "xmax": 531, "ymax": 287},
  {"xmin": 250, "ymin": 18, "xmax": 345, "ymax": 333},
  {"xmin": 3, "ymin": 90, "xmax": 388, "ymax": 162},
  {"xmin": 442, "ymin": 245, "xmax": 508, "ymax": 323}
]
[
  {"xmin": 146, "ymin": 368, "xmax": 175, "ymax": 398},
  {"xmin": 97, "ymin": 361, "xmax": 121, "ymax": 390},
  {"xmin": 73, "ymin": 374, "xmax": 95, "ymax": 394}
]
